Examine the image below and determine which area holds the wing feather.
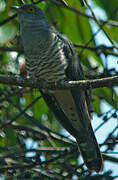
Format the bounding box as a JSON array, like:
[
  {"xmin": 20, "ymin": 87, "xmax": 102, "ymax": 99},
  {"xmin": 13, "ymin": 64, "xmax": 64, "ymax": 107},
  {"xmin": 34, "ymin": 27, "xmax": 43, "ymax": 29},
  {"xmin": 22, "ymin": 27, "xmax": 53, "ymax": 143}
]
[{"xmin": 41, "ymin": 32, "xmax": 103, "ymax": 172}]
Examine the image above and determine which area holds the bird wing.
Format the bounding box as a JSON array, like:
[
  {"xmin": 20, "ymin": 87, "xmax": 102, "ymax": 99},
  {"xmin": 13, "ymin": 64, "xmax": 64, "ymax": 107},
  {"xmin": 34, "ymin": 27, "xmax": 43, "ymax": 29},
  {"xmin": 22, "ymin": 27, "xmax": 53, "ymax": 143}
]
[{"xmin": 41, "ymin": 33, "xmax": 103, "ymax": 172}]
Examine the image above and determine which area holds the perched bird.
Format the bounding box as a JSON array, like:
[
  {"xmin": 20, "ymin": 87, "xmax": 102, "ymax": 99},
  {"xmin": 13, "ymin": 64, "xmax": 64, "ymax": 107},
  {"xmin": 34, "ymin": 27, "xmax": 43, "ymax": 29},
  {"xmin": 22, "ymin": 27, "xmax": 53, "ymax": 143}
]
[{"xmin": 12, "ymin": 4, "xmax": 103, "ymax": 172}]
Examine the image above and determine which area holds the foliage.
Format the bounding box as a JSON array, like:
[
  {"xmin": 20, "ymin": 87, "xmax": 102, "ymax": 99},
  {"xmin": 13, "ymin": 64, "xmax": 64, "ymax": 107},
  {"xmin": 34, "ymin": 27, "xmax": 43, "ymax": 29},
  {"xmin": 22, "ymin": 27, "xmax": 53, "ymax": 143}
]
[{"xmin": 0, "ymin": 0, "xmax": 118, "ymax": 179}]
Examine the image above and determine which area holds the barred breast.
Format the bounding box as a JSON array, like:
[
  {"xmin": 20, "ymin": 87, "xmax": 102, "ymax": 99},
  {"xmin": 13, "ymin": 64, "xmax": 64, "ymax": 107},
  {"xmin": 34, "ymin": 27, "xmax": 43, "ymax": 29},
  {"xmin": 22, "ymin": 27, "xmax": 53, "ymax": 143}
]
[{"xmin": 25, "ymin": 33, "xmax": 68, "ymax": 82}]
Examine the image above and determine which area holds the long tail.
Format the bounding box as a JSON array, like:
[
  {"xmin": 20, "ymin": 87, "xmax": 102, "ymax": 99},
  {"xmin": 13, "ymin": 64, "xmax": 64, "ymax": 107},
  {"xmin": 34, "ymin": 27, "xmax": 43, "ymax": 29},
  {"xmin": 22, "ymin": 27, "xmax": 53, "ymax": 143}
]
[
  {"xmin": 76, "ymin": 123, "xmax": 103, "ymax": 173},
  {"xmin": 41, "ymin": 90, "xmax": 103, "ymax": 172}
]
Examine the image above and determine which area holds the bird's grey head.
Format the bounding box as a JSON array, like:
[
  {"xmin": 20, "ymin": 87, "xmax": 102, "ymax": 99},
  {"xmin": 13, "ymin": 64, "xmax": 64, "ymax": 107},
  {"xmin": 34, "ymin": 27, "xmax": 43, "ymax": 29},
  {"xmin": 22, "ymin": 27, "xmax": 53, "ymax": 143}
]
[
  {"xmin": 11, "ymin": 4, "xmax": 52, "ymax": 54},
  {"xmin": 11, "ymin": 4, "xmax": 48, "ymax": 24}
]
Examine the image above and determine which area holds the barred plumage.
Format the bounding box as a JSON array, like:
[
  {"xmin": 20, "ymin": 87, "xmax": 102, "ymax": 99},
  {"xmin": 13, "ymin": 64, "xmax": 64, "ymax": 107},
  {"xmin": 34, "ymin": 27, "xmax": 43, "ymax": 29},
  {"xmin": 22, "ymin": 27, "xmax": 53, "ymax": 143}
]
[
  {"xmin": 13, "ymin": 4, "xmax": 103, "ymax": 172},
  {"xmin": 25, "ymin": 31, "xmax": 67, "ymax": 81}
]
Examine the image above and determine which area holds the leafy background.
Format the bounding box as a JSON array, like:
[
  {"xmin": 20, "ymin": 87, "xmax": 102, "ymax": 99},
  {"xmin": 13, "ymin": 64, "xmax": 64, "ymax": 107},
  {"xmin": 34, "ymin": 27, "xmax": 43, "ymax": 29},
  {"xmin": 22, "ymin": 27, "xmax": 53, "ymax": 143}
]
[{"xmin": 0, "ymin": 0, "xmax": 118, "ymax": 179}]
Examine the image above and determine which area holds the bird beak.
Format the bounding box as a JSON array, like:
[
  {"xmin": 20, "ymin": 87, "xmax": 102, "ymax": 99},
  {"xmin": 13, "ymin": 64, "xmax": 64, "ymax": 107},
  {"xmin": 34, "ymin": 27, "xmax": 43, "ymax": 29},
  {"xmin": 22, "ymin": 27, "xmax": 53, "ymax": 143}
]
[{"xmin": 11, "ymin": 6, "xmax": 22, "ymax": 12}]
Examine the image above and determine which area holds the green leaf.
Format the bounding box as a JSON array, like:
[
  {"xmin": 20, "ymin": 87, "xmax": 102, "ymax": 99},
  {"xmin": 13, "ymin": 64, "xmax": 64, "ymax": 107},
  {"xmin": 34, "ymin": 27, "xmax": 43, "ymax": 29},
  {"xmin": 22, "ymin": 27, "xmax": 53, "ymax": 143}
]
[
  {"xmin": 92, "ymin": 93, "xmax": 101, "ymax": 114},
  {"xmin": 94, "ymin": 0, "xmax": 118, "ymax": 20},
  {"xmin": 32, "ymin": 91, "xmax": 48, "ymax": 121},
  {"xmin": 94, "ymin": 87, "xmax": 118, "ymax": 111},
  {"xmin": 104, "ymin": 24, "xmax": 118, "ymax": 44},
  {"xmin": 0, "ymin": 23, "xmax": 16, "ymax": 44},
  {"xmin": 5, "ymin": 127, "xmax": 17, "ymax": 146}
]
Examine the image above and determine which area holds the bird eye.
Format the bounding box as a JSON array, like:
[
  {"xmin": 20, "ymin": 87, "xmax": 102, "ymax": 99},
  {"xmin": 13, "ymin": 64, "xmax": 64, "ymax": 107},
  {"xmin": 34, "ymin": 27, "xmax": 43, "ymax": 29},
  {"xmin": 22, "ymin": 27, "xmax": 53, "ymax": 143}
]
[{"xmin": 28, "ymin": 7, "xmax": 35, "ymax": 13}]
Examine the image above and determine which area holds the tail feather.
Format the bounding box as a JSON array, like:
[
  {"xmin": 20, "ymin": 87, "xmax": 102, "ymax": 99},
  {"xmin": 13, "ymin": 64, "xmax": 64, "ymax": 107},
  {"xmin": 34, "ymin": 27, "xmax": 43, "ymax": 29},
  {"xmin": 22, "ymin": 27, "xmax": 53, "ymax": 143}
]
[
  {"xmin": 77, "ymin": 123, "xmax": 103, "ymax": 172},
  {"xmin": 41, "ymin": 91, "xmax": 103, "ymax": 172}
]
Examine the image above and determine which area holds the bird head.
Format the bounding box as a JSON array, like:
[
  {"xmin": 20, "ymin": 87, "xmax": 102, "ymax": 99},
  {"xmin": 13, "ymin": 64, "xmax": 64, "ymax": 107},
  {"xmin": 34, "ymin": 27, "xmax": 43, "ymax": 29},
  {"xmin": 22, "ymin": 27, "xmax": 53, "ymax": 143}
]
[
  {"xmin": 11, "ymin": 4, "xmax": 52, "ymax": 54},
  {"xmin": 11, "ymin": 4, "xmax": 47, "ymax": 22}
]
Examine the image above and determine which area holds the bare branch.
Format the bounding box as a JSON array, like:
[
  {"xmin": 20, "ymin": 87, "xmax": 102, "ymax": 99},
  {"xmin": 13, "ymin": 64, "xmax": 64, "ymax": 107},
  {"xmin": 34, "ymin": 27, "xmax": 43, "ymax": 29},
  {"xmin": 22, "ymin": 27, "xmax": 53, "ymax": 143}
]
[
  {"xmin": 0, "ymin": 46, "xmax": 23, "ymax": 53},
  {"xmin": 0, "ymin": 74, "xmax": 118, "ymax": 90},
  {"xmin": 0, "ymin": 14, "xmax": 17, "ymax": 26},
  {"xmin": 103, "ymin": 154, "xmax": 118, "ymax": 164},
  {"xmin": 74, "ymin": 44, "xmax": 118, "ymax": 57},
  {"xmin": 51, "ymin": 0, "xmax": 118, "ymax": 27}
]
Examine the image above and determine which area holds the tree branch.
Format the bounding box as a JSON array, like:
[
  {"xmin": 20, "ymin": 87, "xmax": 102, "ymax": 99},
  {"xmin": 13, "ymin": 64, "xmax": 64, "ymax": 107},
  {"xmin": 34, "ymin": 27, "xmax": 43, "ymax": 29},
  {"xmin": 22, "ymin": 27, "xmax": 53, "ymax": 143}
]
[
  {"xmin": 0, "ymin": 46, "xmax": 23, "ymax": 53},
  {"xmin": 103, "ymin": 154, "xmax": 118, "ymax": 164},
  {"xmin": 0, "ymin": 74, "xmax": 118, "ymax": 90},
  {"xmin": 1, "ymin": 44, "xmax": 118, "ymax": 58},
  {"xmin": 74, "ymin": 44, "xmax": 118, "ymax": 57},
  {"xmin": 0, "ymin": 14, "xmax": 17, "ymax": 26},
  {"xmin": 51, "ymin": 0, "xmax": 118, "ymax": 27}
]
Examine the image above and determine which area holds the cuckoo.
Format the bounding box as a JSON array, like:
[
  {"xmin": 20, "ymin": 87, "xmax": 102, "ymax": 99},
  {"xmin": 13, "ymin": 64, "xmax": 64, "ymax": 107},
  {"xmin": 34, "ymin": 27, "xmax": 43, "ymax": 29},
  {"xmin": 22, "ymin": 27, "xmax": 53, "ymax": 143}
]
[{"xmin": 12, "ymin": 4, "xmax": 103, "ymax": 172}]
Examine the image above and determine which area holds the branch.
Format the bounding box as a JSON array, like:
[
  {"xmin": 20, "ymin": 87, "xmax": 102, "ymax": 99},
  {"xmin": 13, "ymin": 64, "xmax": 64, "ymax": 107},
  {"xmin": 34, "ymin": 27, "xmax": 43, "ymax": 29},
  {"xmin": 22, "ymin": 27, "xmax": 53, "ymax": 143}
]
[
  {"xmin": 0, "ymin": 46, "xmax": 23, "ymax": 53},
  {"xmin": 0, "ymin": 14, "xmax": 17, "ymax": 26},
  {"xmin": 0, "ymin": 74, "xmax": 118, "ymax": 90},
  {"xmin": 74, "ymin": 44, "xmax": 114, "ymax": 51},
  {"xmin": 103, "ymin": 154, "xmax": 118, "ymax": 164},
  {"xmin": 0, "ymin": 147, "xmax": 77, "ymax": 173},
  {"xmin": 74, "ymin": 44, "xmax": 118, "ymax": 56},
  {"xmin": 51, "ymin": 0, "xmax": 118, "ymax": 27},
  {"xmin": 9, "ymin": 0, "xmax": 118, "ymax": 27},
  {"xmin": 1, "ymin": 44, "xmax": 118, "ymax": 57},
  {"xmin": 9, "ymin": 124, "xmax": 74, "ymax": 145}
]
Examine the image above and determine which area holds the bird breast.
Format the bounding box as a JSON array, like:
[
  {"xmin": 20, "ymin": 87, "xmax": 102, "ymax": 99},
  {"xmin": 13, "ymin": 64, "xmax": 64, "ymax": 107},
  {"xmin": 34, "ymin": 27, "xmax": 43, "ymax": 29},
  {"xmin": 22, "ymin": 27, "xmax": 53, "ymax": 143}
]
[{"xmin": 23, "ymin": 30, "xmax": 68, "ymax": 82}]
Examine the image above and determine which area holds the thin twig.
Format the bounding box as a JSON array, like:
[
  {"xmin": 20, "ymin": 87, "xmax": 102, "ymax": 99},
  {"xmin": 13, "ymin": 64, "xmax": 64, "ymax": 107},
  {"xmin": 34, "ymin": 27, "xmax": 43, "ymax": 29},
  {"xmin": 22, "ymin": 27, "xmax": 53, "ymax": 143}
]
[
  {"xmin": 0, "ymin": 14, "xmax": 17, "ymax": 26},
  {"xmin": 51, "ymin": 0, "xmax": 118, "ymax": 27},
  {"xmin": 0, "ymin": 46, "xmax": 23, "ymax": 53}
]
